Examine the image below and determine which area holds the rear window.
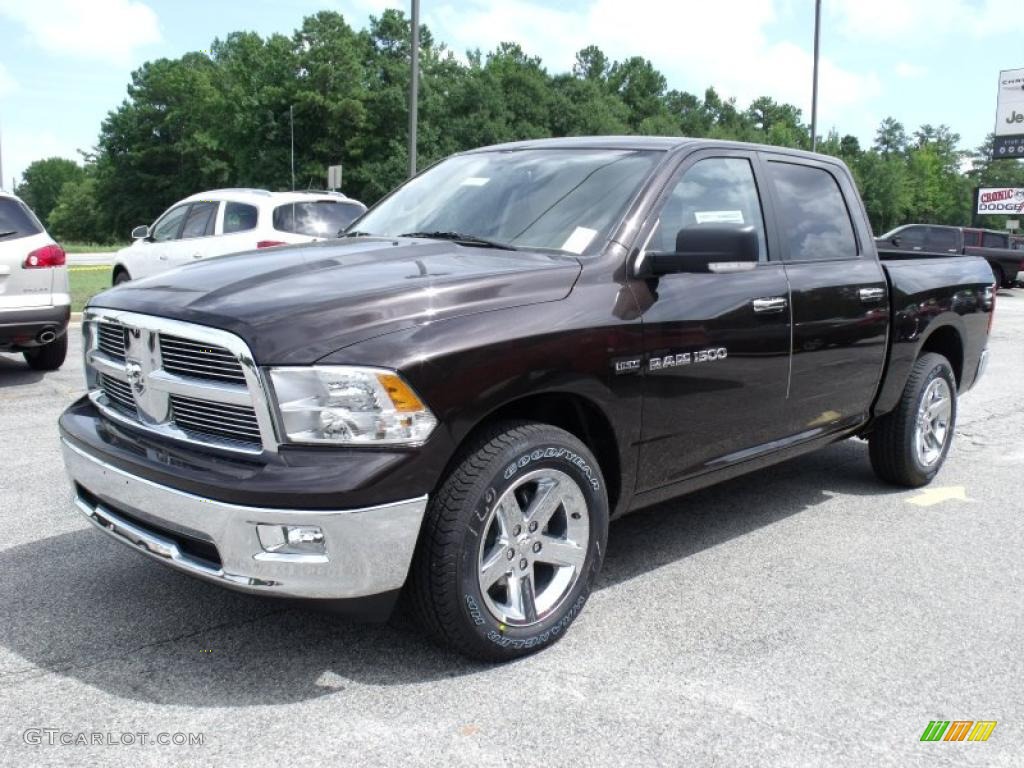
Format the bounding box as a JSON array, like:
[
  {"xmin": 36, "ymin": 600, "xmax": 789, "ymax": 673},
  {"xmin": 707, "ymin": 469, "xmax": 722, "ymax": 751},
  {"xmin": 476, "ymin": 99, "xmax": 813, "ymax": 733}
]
[
  {"xmin": 273, "ymin": 201, "xmax": 364, "ymax": 237},
  {"xmin": 0, "ymin": 198, "xmax": 44, "ymax": 240},
  {"xmin": 766, "ymin": 162, "xmax": 858, "ymax": 261},
  {"xmin": 982, "ymin": 232, "xmax": 1009, "ymax": 248},
  {"xmin": 926, "ymin": 227, "xmax": 959, "ymax": 252}
]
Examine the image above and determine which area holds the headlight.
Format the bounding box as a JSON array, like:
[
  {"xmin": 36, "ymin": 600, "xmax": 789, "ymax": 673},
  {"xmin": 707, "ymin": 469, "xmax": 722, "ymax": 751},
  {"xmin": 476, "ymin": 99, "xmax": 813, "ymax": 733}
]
[{"xmin": 269, "ymin": 366, "xmax": 437, "ymax": 446}]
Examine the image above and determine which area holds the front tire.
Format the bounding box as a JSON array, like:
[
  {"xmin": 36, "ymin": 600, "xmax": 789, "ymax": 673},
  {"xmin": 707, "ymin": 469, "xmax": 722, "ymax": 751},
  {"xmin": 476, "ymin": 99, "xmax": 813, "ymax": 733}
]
[
  {"xmin": 409, "ymin": 421, "xmax": 608, "ymax": 661},
  {"xmin": 869, "ymin": 353, "xmax": 957, "ymax": 487},
  {"xmin": 113, "ymin": 269, "xmax": 130, "ymax": 285},
  {"xmin": 23, "ymin": 333, "xmax": 68, "ymax": 371}
]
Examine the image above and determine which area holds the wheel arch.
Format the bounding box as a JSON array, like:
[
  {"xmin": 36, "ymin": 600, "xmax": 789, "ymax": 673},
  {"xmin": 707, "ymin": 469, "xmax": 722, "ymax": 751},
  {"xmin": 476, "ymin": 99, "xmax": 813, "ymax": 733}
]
[
  {"xmin": 917, "ymin": 321, "xmax": 964, "ymax": 388},
  {"xmin": 454, "ymin": 391, "xmax": 625, "ymax": 518},
  {"xmin": 112, "ymin": 262, "xmax": 130, "ymax": 283}
]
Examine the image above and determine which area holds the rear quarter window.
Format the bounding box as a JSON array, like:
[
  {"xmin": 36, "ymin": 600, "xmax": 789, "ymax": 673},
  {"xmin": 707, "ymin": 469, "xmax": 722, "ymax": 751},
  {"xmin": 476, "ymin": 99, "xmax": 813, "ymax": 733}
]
[
  {"xmin": 273, "ymin": 201, "xmax": 365, "ymax": 237},
  {"xmin": 0, "ymin": 198, "xmax": 44, "ymax": 240}
]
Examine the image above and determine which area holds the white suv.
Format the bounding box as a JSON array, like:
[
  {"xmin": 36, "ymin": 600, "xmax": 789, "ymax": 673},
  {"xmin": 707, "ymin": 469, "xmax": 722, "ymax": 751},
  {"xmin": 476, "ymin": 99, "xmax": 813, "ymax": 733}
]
[
  {"xmin": 0, "ymin": 191, "xmax": 70, "ymax": 371},
  {"xmin": 112, "ymin": 189, "xmax": 367, "ymax": 284}
]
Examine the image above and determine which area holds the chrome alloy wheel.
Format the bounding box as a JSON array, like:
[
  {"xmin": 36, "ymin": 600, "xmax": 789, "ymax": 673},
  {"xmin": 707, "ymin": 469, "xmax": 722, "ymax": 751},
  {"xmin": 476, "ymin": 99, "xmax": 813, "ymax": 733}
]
[
  {"xmin": 915, "ymin": 377, "xmax": 952, "ymax": 467},
  {"xmin": 477, "ymin": 468, "xmax": 590, "ymax": 626}
]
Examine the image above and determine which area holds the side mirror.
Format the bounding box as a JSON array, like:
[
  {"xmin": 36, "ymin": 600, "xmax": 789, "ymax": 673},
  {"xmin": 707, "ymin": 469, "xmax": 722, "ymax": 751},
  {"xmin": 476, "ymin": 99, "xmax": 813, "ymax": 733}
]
[
  {"xmin": 131, "ymin": 225, "xmax": 151, "ymax": 240},
  {"xmin": 639, "ymin": 226, "xmax": 759, "ymax": 277},
  {"xmin": 890, "ymin": 236, "xmax": 902, "ymax": 247}
]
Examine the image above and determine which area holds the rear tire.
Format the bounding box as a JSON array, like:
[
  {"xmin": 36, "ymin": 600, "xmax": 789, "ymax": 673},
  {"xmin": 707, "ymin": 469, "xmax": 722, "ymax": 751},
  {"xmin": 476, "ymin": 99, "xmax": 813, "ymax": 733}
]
[
  {"xmin": 869, "ymin": 353, "xmax": 956, "ymax": 487},
  {"xmin": 23, "ymin": 333, "xmax": 68, "ymax": 372},
  {"xmin": 408, "ymin": 421, "xmax": 608, "ymax": 661}
]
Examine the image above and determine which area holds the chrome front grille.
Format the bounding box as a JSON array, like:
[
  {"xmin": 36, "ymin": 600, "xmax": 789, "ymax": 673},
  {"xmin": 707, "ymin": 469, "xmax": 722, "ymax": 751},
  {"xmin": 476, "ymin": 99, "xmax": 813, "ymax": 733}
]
[
  {"xmin": 84, "ymin": 309, "xmax": 275, "ymax": 454},
  {"xmin": 99, "ymin": 374, "xmax": 136, "ymax": 416},
  {"xmin": 170, "ymin": 395, "xmax": 262, "ymax": 445},
  {"xmin": 159, "ymin": 334, "xmax": 246, "ymax": 384},
  {"xmin": 97, "ymin": 324, "xmax": 126, "ymax": 360}
]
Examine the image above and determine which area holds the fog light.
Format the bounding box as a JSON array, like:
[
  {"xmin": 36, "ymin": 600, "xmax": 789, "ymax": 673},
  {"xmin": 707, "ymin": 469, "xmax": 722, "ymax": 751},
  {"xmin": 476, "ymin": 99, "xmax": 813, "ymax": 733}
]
[{"xmin": 257, "ymin": 524, "xmax": 326, "ymax": 555}]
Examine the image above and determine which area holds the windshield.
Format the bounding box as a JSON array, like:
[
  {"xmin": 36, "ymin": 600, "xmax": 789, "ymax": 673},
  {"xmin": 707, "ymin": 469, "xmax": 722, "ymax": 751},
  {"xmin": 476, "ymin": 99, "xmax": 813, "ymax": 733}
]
[
  {"xmin": 273, "ymin": 201, "xmax": 366, "ymax": 237},
  {"xmin": 354, "ymin": 148, "xmax": 662, "ymax": 254}
]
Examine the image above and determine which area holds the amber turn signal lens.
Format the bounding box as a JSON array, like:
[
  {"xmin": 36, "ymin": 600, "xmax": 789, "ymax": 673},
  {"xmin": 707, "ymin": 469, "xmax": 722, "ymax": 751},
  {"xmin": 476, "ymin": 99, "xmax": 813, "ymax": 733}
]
[{"xmin": 376, "ymin": 373, "xmax": 426, "ymax": 412}]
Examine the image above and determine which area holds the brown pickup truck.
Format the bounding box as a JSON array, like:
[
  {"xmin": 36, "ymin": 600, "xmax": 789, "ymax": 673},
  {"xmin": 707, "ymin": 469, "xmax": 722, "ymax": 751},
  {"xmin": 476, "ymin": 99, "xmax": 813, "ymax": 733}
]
[{"xmin": 878, "ymin": 224, "xmax": 1023, "ymax": 288}]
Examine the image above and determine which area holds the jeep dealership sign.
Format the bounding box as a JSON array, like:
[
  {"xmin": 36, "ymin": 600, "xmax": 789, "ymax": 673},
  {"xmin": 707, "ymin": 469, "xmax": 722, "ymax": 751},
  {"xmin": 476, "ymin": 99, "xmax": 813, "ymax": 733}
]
[
  {"xmin": 977, "ymin": 187, "xmax": 1024, "ymax": 214},
  {"xmin": 995, "ymin": 68, "xmax": 1024, "ymax": 157}
]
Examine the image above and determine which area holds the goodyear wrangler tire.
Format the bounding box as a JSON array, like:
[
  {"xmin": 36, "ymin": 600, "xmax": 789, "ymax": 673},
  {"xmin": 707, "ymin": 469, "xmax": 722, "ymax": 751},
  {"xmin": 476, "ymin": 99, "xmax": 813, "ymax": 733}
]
[
  {"xmin": 409, "ymin": 421, "xmax": 608, "ymax": 661},
  {"xmin": 869, "ymin": 353, "xmax": 957, "ymax": 488}
]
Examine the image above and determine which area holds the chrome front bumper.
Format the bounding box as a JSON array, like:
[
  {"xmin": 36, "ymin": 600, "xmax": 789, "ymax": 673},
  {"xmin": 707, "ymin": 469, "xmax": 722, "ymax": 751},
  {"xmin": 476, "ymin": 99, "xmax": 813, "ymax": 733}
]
[{"xmin": 61, "ymin": 439, "xmax": 427, "ymax": 600}]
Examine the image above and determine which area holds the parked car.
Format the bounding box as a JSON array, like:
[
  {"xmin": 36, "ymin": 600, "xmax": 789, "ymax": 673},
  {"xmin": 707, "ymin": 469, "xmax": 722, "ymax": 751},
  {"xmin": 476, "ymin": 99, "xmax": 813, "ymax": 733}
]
[
  {"xmin": 0, "ymin": 191, "xmax": 69, "ymax": 370},
  {"xmin": 876, "ymin": 224, "xmax": 1023, "ymax": 288},
  {"xmin": 61, "ymin": 138, "xmax": 994, "ymax": 660},
  {"xmin": 112, "ymin": 189, "xmax": 366, "ymax": 283}
]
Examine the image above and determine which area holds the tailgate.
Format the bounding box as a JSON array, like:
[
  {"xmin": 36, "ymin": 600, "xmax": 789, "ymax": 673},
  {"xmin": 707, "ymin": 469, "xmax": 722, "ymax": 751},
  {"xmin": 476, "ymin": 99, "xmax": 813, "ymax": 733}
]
[{"xmin": 0, "ymin": 233, "xmax": 55, "ymax": 310}]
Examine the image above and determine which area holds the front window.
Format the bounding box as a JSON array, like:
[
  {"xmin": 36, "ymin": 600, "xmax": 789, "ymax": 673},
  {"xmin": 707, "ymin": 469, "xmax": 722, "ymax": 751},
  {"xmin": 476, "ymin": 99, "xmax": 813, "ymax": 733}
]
[
  {"xmin": 273, "ymin": 201, "xmax": 365, "ymax": 237},
  {"xmin": 354, "ymin": 148, "xmax": 662, "ymax": 254}
]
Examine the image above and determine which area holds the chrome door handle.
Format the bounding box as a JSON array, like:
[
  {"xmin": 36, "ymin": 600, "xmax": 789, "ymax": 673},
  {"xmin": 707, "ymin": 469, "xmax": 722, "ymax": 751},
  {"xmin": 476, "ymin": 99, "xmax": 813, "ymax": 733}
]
[
  {"xmin": 752, "ymin": 297, "xmax": 788, "ymax": 314},
  {"xmin": 859, "ymin": 287, "xmax": 885, "ymax": 303}
]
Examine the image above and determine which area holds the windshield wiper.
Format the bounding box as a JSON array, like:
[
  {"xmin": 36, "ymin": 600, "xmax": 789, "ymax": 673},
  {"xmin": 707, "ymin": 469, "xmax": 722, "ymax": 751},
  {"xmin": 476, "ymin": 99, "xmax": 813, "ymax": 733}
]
[
  {"xmin": 399, "ymin": 231, "xmax": 518, "ymax": 251},
  {"xmin": 340, "ymin": 230, "xmax": 373, "ymax": 238},
  {"xmin": 0, "ymin": 230, "xmax": 19, "ymax": 239}
]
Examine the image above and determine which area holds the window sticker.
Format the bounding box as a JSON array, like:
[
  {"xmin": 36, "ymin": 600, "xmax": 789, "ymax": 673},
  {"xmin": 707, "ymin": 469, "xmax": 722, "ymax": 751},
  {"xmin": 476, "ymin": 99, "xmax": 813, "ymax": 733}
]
[
  {"xmin": 694, "ymin": 210, "xmax": 745, "ymax": 225},
  {"xmin": 561, "ymin": 226, "xmax": 598, "ymax": 254}
]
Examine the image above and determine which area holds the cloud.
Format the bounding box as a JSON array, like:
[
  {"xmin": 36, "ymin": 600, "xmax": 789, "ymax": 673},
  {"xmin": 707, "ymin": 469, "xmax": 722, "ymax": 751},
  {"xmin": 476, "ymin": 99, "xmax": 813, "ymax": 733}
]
[
  {"xmin": 1, "ymin": 127, "xmax": 83, "ymax": 189},
  {"xmin": 895, "ymin": 62, "xmax": 927, "ymax": 79},
  {"xmin": 0, "ymin": 61, "xmax": 16, "ymax": 96},
  {"xmin": 830, "ymin": 0, "xmax": 1024, "ymax": 41},
  {"xmin": 0, "ymin": 0, "xmax": 160, "ymax": 64}
]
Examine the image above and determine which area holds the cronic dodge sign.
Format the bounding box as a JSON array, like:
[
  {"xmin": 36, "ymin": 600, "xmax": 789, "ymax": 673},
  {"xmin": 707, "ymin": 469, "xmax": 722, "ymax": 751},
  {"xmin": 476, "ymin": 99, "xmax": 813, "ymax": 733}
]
[
  {"xmin": 977, "ymin": 187, "xmax": 1024, "ymax": 214},
  {"xmin": 994, "ymin": 67, "xmax": 1024, "ymax": 157}
]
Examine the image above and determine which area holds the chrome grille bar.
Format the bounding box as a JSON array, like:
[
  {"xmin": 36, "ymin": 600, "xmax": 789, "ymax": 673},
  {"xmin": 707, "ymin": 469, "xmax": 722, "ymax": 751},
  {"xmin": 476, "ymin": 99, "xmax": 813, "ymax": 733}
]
[
  {"xmin": 159, "ymin": 333, "xmax": 246, "ymax": 384},
  {"xmin": 82, "ymin": 308, "xmax": 278, "ymax": 455}
]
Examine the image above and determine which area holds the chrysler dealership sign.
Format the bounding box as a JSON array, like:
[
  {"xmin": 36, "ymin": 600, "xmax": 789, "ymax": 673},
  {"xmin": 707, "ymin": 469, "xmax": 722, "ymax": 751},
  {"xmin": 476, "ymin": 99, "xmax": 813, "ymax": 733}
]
[
  {"xmin": 977, "ymin": 187, "xmax": 1024, "ymax": 214},
  {"xmin": 995, "ymin": 68, "xmax": 1024, "ymax": 157}
]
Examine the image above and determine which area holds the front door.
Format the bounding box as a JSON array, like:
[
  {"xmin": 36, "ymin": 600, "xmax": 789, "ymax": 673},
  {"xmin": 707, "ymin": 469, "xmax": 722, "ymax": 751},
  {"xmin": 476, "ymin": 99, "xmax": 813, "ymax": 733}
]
[
  {"xmin": 635, "ymin": 152, "xmax": 792, "ymax": 491},
  {"xmin": 760, "ymin": 156, "xmax": 889, "ymax": 436},
  {"xmin": 162, "ymin": 201, "xmax": 219, "ymax": 271}
]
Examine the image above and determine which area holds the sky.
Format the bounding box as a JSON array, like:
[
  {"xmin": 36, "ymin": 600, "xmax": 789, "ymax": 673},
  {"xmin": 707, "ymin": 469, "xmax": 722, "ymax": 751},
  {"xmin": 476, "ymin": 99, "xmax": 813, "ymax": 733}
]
[{"xmin": 0, "ymin": 0, "xmax": 1020, "ymax": 189}]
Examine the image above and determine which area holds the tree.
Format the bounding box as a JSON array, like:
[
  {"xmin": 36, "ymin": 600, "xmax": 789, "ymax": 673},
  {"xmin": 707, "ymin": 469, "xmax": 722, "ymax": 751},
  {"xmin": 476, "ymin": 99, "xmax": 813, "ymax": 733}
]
[
  {"xmin": 15, "ymin": 158, "xmax": 85, "ymax": 225},
  {"xmin": 48, "ymin": 174, "xmax": 107, "ymax": 243},
  {"xmin": 874, "ymin": 117, "xmax": 908, "ymax": 156}
]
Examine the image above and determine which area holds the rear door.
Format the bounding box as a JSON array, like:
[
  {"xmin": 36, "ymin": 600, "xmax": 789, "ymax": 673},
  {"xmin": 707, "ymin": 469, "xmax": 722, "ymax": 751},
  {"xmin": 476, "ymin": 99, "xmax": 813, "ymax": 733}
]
[
  {"xmin": 761, "ymin": 155, "xmax": 889, "ymax": 436},
  {"xmin": 925, "ymin": 226, "xmax": 961, "ymax": 254},
  {"xmin": 216, "ymin": 200, "xmax": 261, "ymax": 255},
  {"xmin": 636, "ymin": 151, "xmax": 792, "ymax": 489}
]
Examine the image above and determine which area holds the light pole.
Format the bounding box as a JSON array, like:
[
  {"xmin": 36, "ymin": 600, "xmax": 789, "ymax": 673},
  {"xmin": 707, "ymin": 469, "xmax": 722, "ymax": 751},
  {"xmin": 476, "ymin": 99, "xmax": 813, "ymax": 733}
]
[
  {"xmin": 811, "ymin": 0, "xmax": 821, "ymax": 151},
  {"xmin": 408, "ymin": 0, "xmax": 420, "ymax": 178}
]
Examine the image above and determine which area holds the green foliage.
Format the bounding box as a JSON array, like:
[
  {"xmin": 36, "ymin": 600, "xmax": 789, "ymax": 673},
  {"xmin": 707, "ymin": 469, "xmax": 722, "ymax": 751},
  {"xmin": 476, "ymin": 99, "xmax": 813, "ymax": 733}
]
[
  {"xmin": 48, "ymin": 174, "xmax": 108, "ymax": 243},
  {"xmin": 22, "ymin": 9, "xmax": 1022, "ymax": 241},
  {"xmin": 15, "ymin": 158, "xmax": 85, "ymax": 225}
]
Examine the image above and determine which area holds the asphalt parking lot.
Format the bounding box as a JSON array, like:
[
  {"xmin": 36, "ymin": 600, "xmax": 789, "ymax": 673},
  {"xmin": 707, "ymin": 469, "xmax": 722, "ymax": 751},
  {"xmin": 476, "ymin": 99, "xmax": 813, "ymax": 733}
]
[{"xmin": 1, "ymin": 291, "xmax": 1022, "ymax": 767}]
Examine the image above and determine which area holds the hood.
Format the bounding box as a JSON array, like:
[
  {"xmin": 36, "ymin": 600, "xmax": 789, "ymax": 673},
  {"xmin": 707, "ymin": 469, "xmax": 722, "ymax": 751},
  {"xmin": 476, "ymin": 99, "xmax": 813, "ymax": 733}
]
[{"xmin": 90, "ymin": 237, "xmax": 582, "ymax": 364}]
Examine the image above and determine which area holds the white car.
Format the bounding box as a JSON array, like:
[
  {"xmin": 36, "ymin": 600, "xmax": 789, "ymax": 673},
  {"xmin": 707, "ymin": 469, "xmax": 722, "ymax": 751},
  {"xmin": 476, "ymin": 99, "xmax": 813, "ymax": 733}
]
[
  {"xmin": 112, "ymin": 189, "xmax": 367, "ymax": 284},
  {"xmin": 0, "ymin": 191, "xmax": 70, "ymax": 370}
]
